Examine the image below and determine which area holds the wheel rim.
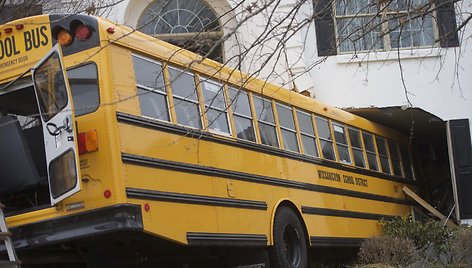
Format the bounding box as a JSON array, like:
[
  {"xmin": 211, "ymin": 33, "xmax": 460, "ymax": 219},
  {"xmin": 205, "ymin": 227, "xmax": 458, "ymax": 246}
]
[{"xmin": 282, "ymin": 224, "xmax": 301, "ymax": 267}]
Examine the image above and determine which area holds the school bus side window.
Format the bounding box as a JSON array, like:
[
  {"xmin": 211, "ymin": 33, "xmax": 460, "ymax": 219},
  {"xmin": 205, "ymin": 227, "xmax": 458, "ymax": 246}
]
[
  {"xmin": 315, "ymin": 116, "xmax": 336, "ymax": 160},
  {"xmin": 297, "ymin": 110, "xmax": 318, "ymax": 157},
  {"xmin": 132, "ymin": 55, "xmax": 169, "ymax": 122},
  {"xmin": 376, "ymin": 136, "xmax": 391, "ymax": 174},
  {"xmin": 363, "ymin": 132, "xmax": 379, "ymax": 171},
  {"xmin": 68, "ymin": 63, "xmax": 100, "ymax": 117},
  {"xmin": 200, "ymin": 78, "xmax": 230, "ymax": 135},
  {"xmin": 348, "ymin": 127, "xmax": 366, "ymax": 168},
  {"xmin": 388, "ymin": 141, "xmax": 403, "ymax": 176},
  {"xmin": 333, "ymin": 122, "xmax": 351, "ymax": 164},
  {"xmin": 168, "ymin": 67, "xmax": 202, "ymax": 129},
  {"xmin": 276, "ymin": 103, "xmax": 299, "ymax": 152},
  {"xmin": 253, "ymin": 95, "xmax": 278, "ymax": 147},
  {"xmin": 228, "ymin": 88, "xmax": 256, "ymax": 142},
  {"xmin": 400, "ymin": 144, "xmax": 414, "ymax": 179}
]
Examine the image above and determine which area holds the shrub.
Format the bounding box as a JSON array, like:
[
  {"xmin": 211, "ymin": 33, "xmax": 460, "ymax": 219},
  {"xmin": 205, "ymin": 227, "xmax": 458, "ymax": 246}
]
[
  {"xmin": 451, "ymin": 227, "xmax": 472, "ymax": 265},
  {"xmin": 381, "ymin": 216, "xmax": 452, "ymax": 250},
  {"xmin": 357, "ymin": 236, "xmax": 419, "ymax": 267}
]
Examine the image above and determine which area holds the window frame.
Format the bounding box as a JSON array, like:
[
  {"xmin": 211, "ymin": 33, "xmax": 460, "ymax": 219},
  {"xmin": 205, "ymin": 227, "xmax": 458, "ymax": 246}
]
[
  {"xmin": 362, "ymin": 132, "xmax": 380, "ymax": 171},
  {"xmin": 132, "ymin": 54, "xmax": 171, "ymax": 123},
  {"xmin": 67, "ymin": 61, "xmax": 101, "ymax": 117},
  {"xmin": 332, "ymin": 121, "xmax": 352, "ymax": 164},
  {"xmin": 275, "ymin": 102, "xmax": 300, "ymax": 152},
  {"xmin": 333, "ymin": 0, "xmax": 439, "ymax": 54},
  {"xmin": 348, "ymin": 127, "xmax": 366, "ymax": 168},
  {"xmin": 375, "ymin": 135, "xmax": 392, "ymax": 174},
  {"xmin": 199, "ymin": 77, "xmax": 232, "ymax": 136},
  {"xmin": 296, "ymin": 109, "xmax": 319, "ymax": 158},
  {"xmin": 253, "ymin": 95, "xmax": 279, "ymax": 148},
  {"xmin": 315, "ymin": 116, "xmax": 336, "ymax": 161},
  {"xmin": 388, "ymin": 140, "xmax": 404, "ymax": 177},
  {"xmin": 228, "ymin": 86, "xmax": 257, "ymax": 143},
  {"xmin": 167, "ymin": 65, "xmax": 203, "ymax": 129}
]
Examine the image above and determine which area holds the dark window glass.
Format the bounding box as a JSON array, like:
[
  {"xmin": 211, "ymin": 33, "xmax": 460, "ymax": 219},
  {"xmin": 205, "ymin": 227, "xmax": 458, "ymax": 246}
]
[
  {"xmin": 68, "ymin": 63, "xmax": 100, "ymax": 116},
  {"xmin": 201, "ymin": 79, "xmax": 229, "ymax": 134},
  {"xmin": 297, "ymin": 111, "xmax": 315, "ymax": 136},
  {"xmin": 254, "ymin": 96, "xmax": 278, "ymax": 147},
  {"xmin": 228, "ymin": 88, "xmax": 255, "ymax": 142},
  {"xmin": 348, "ymin": 128, "xmax": 365, "ymax": 168},
  {"xmin": 168, "ymin": 68, "xmax": 198, "ymax": 101},
  {"xmin": 254, "ymin": 96, "xmax": 275, "ymax": 123},
  {"xmin": 229, "ymin": 88, "xmax": 252, "ymax": 117},
  {"xmin": 49, "ymin": 150, "xmax": 77, "ymax": 198},
  {"xmin": 259, "ymin": 122, "xmax": 278, "ymax": 147},
  {"xmin": 376, "ymin": 137, "xmax": 391, "ymax": 174},
  {"xmin": 400, "ymin": 144, "xmax": 414, "ymax": 178},
  {"xmin": 333, "ymin": 122, "xmax": 351, "ymax": 164},
  {"xmin": 132, "ymin": 56, "xmax": 165, "ymax": 91},
  {"xmin": 316, "ymin": 117, "xmax": 335, "ymax": 160},
  {"xmin": 301, "ymin": 135, "xmax": 318, "ymax": 157},
  {"xmin": 320, "ymin": 140, "xmax": 336, "ymax": 160},
  {"xmin": 174, "ymin": 100, "xmax": 201, "ymax": 129},
  {"xmin": 169, "ymin": 67, "xmax": 201, "ymax": 128},
  {"xmin": 316, "ymin": 117, "xmax": 332, "ymax": 140},
  {"xmin": 138, "ymin": 88, "xmax": 170, "ymax": 121},
  {"xmin": 233, "ymin": 116, "xmax": 256, "ymax": 141},
  {"xmin": 281, "ymin": 129, "xmax": 299, "ymax": 152},
  {"xmin": 201, "ymin": 80, "xmax": 226, "ymax": 109},
  {"xmin": 389, "ymin": 141, "xmax": 403, "ymax": 176},
  {"xmin": 133, "ymin": 56, "xmax": 169, "ymax": 122},
  {"xmin": 363, "ymin": 133, "xmax": 379, "ymax": 171},
  {"xmin": 277, "ymin": 104, "xmax": 295, "ymax": 130},
  {"xmin": 297, "ymin": 110, "xmax": 318, "ymax": 157},
  {"xmin": 276, "ymin": 103, "xmax": 299, "ymax": 152}
]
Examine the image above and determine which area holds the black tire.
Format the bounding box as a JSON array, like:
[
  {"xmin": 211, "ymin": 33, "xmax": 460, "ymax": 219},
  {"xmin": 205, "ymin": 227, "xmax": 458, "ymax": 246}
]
[{"xmin": 269, "ymin": 206, "xmax": 308, "ymax": 268}]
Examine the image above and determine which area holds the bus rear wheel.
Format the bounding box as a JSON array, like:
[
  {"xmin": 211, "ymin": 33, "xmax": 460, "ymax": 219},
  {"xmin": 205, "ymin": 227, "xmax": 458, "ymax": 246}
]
[{"xmin": 269, "ymin": 206, "xmax": 308, "ymax": 268}]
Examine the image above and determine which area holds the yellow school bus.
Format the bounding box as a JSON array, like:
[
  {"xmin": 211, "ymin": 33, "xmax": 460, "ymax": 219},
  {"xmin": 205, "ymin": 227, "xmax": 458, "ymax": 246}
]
[{"xmin": 0, "ymin": 14, "xmax": 415, "ymax": 267}]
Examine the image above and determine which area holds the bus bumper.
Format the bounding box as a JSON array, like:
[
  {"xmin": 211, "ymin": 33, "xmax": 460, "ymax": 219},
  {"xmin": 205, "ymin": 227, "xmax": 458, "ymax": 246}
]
[{"xmin": 2, "ymin": 204, "xmax": 143, "ymax": 251}]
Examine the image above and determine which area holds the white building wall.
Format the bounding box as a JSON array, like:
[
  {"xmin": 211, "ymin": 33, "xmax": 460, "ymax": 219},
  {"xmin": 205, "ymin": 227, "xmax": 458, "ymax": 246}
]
[{"xmin": 107, "ymin": 0, "xmax": 472, "ymax": 122}]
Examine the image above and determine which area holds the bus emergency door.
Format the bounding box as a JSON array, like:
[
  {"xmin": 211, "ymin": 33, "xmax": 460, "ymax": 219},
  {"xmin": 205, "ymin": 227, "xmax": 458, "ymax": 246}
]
[{"xmin": 32, "ymin": 44, "xmax": 81, "ymax": 205}]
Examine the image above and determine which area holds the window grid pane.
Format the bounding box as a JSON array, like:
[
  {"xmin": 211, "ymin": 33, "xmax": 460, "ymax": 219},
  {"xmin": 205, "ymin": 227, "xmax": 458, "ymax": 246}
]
[
  {"xmin": 297, "ymin": 110, "xmax": 318, "ymax": 157},
  {"xmin": 333, "ymin": 123, "xmax": 351, "ymax": 164},
  {"xmin": 138, "ymin": 87, "xmax": 170, "ymax": 122},
  {"xmin": 335, "ymin": 0, "xmax": 436, "ymax": 52},
  {"xmin": 376, "ymin": 137, "xmax": 391, "ymax": 174},
  {"xmin": 168, "ymin": 67, "xmax": 201, "ymax": 129},
  {"xmin": 316, "ymin": 117, "xmax": 335, "ymax": 160},
  {"xmin": 254, "ymin": 95, "xmax": 278, "ymax": 147},
  {"xmin": 234, "ymin": 115, "xmax": 256, "ymax": 142},
  {"xmin": 133, "ymin": 55, "xmax": 170, "ymax": 121},
  {"xmin": 201, "ymin": 79, "xmax": 230, "ymax": 135},
  {"xmin": 363, "ymin": 133, "xmax": 379, "ymax": 171},
  {"xmin": 400, "ymin": 144, "xmax": 414, "ymax": 178},
  {"xmin": 349, "ymin": 128, "xmax": 366, "ymax": 168}
]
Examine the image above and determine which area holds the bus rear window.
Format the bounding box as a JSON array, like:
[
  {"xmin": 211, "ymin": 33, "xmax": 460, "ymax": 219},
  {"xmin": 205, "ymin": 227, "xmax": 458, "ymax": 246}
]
[{"xmin": 68, "ymin": 63, "xmax": 100, "ymax": 117}]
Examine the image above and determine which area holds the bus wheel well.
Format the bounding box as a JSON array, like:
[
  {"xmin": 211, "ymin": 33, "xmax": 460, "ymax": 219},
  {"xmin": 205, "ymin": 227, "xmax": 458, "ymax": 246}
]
[{"xmin": 274, "ymin": 201, "xmax": 309, "ymax": 247}]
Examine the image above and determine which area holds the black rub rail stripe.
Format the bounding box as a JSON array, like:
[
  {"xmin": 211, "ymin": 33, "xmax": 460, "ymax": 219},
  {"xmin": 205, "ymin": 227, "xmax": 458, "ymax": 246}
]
[
  {"xmin": 122, "ymin": 153, "xmax": 411, "ymax": 205},
  {"xmin": 187, "ymin": 233, "xmax": 267, "ymax": 246},
  {"xmin": 117, "ymin": 112, "xmax": 416, "ymax": 185},
  {"xmin": 126, "ymin": 188, "xmax": 268, "ymax": 210},
  {"xmin": 301, "ymin": 206, "xmax": 396, "ymax": 221},
  {"xmin": 310, "ymin": 236, "xmax": 365, "ymax": 247}
]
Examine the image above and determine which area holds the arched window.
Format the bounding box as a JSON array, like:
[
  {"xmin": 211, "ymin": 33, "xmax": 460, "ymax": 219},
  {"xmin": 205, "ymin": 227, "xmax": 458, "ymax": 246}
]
[{"xmin": 138, "ymin": 0, "xmax": 223, "ymax": 62}]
